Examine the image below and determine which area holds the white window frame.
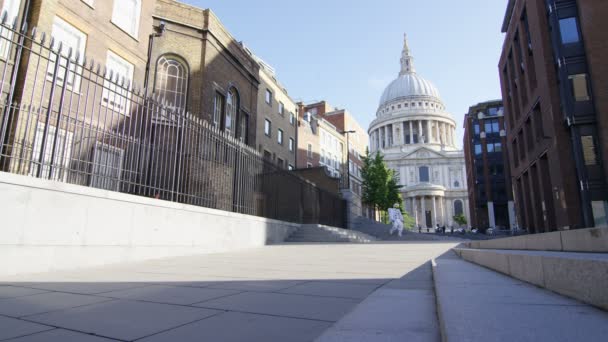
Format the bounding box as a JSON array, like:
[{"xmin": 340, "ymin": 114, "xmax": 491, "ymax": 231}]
[
  {"xmin": 277, "ymin": 129, "xmax": 283, "ymax": 145},
  {"xmin": 213, "ymin": 92, "xmax": 223, "ymax": 127},
  {"xmin": 307, "ymin": 143, "xmax": 312, "ymax": 158},
  {"xmin": 265, "ymin": 89, "xmax": 272, "ymax": 104},
  {"xmin": 289, "ymin": 138, "xmax": 294, "ymax": 152},
  {"xmin": 264, "ymin": 119, "xmax": 271, "ymax": 137},
  {"xmin": 111, "ymin": 0, "xmax": 141, "ymax": 38},
  {"xmin": 0, "ymin": 0, "xmax": 22, "ymax": 60},
  {"xmin": 47, "ymin": 17, "xmax": 87, "ymax": 91},
  {"xmin": 90, "ymin": 142, "xmax": 124, "ymax": 191},
  {"xmin": 29, "ymin": 122, "xmax": 73, "ymax": 182},
  {"xmin": 102, "ymin": 51, "xmax": 134, "ymax": 116}
]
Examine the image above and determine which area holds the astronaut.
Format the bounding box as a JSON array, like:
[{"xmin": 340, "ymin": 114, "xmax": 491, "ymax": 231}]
[{"xmin": 388, "ymin": 203, "xmax": 404, "ymax": 237}]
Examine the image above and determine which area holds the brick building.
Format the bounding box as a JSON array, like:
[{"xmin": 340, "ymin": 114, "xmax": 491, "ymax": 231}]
[
  {"xmin": 499, "ymin": 0, "xmax": 607, "ymax": 232},
  {"xmin": 151, "ymin": 0, "xmax": 259, "ymax": 145},
  {"xmin": 463, "ymin": 100, "xmax": 516, "ymax": 231},
  {"xmin": 321, "ymin": 108, "xmax": 368, "ymax": 197},
  {"xmin": 248, "ymin": 55, "xmax": 297, "ymax": 169}
]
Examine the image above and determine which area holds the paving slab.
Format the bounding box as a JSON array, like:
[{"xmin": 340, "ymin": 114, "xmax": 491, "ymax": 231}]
[
  {"xmin": 0, "ymin": 292, "xmax": 112, "ymax": 318},
  {"xmin": 5, "ymin": 328, "xmax": 119, "ymax": 341},
  {"xmin": 434, "ymin": 252, "xmax": 608, "ymax": 342},
  {"xmin": 139, "ymin": 311, "xmax": 331, "ymax": 342},
  {"xmin": 279, "ymin": 281, "xmax": 380, "ymax": 299},
  {"xmin": 0, "ymin": 316, "xmax": 53, "ymax": 341},
  {"xmin": 205, "ymin": 280, "xmax": 306, "ymax": 292},
  {"xmin": 0, "ymin": 286, "xmax": 48, "ymax": 299},
  {"xmin": 195, "ymin": 292, "xmax": 359, "ymax": 322},
  {"xmin": 99, "ymin": 284, "xmax": 241, "ymax": 305},
  {"xmin": 26, "ymin": 299, "xmax": 221, "ymax": 341},
  {"xmin": 0, "ymin": 242, "xmax": 459, "ymax": 340},
  {"xmin": 4, "ymin": 282, "xmax": 149, "ymax": 295}
]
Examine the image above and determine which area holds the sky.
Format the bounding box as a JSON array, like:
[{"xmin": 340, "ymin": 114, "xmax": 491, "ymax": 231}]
[{"xmin": 183, "ymin": 0, "xmax": 509, "ymax": 148}]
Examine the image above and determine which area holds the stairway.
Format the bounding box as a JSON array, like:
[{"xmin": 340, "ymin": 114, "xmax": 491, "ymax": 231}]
[
  {"xmin": 432, "ymin": 250, "xmax": 608, "ymax": 342},
  {"xmin": 286, "ymin": 224, "xmax": 377, "ymax": 243},
  {"xmin": 452, "ymin": 226, "xmax": 608, "ymax": 310}
]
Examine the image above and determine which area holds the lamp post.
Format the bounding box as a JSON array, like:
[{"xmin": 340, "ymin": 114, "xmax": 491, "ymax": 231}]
[{"xmin": 341, "ymin": 130, "xmax": 356, "ymax": 190}]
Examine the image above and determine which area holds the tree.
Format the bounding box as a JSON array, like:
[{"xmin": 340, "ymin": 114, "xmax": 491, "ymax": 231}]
[
  {"xmin": 453, "ymin": 214, "xmax": 467, "ymax": 227},
  {"xmin": 361, "ymin": 149, "xmax": 406, "ymax": 223}
]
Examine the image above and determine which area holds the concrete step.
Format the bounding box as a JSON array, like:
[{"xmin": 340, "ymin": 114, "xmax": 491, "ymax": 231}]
[
  {"xmin": 286, "ymin": 225, "xmax": 376, "ymax": 243},
  {"xmin": 464, "ymin": 226, "xmax": 608, "ymax": 252},
  {"xmin": 433, "ymin": 251, "xmax": 608, "ymax": 342},
  {"xmin": 453, "ymin": 247, "xmax": 608, "ymax": 310}
]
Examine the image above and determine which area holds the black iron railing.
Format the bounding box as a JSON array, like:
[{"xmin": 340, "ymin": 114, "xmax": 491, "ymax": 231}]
[{"xmin": 0, "ymin": 15, "xmax": 346, "ymax": 227}]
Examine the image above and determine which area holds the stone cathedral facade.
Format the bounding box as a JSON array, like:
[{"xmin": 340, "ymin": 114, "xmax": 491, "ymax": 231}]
[{"xmin": 368, "ymin": 35, "xmax": 470, "ymax": 228}]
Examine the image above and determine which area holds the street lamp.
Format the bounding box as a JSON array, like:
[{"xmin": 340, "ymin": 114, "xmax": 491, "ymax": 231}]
[{"xmin": 341, "ymin": 130, "xmax": 356, "ymax": 190}]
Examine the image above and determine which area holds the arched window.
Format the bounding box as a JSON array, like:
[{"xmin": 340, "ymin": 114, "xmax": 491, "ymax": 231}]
[
  {"xmin": 454, "ymin": 200, "xmax": 464, "ymax": 216},
  {"xmin": 155, "ymin": 56, "xmax": 188, "ymax": 111},
  {"xmin": 225, "ymin": 88, "xmax": 239, "ymax": 136},
  {"xmin": 419, "ymin": 166, "xmax": 430, "ymax": 183}
]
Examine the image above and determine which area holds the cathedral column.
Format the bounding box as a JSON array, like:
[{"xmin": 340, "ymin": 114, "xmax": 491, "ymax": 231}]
[
  {"xmin": 420, "ymin": 196, "xmax": 426, "ymax": 227},
  {"xmin": 449, "ymin": 126, "xmax": 454, "ymax": 146},
  {"xmin": 426, "ymin": 120, "xmax": 432, "ymax": 143},
  {"xmin": 435, "ymin": 121, "xmax": 440, "ymax": 143},
  {"xmin": 411, "ymin": 197, "xmax": 417, "ymax": 226},
  {"xmin": 409, "ymin": 121, "xmax": 413, "ymax": 144},
  {"xmin": 442, "ymin": 123, "xmax": 447, "ymax": 145},
  {"xmin": 432, "ymin": 196, "xmax": 437, "ymax": 227},
  {"xmin": 418, "ymin": 121, "xmax": 422, "ymax": 144},
  {"xmin": 442, "ymin": 197, "xmax": 447, "ymax": 226}
]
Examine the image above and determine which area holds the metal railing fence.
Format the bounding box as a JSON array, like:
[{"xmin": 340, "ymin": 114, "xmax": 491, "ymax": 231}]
[{"xmin": 0, "ymin": 14, "xmax": 346, "ymax": 227}]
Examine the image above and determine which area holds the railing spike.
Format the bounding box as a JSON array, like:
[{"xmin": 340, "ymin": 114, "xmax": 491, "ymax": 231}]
[
  {"xmin": 1, "ymin": 11, "xmax": 7, "ymax": 25},
  {"xmin": 31, "ymin": 26, "xmax": 37, "ymax": 39},
  {"xmin": 20, "ymin": 20, "xmax": 28, "ymax": 33}
]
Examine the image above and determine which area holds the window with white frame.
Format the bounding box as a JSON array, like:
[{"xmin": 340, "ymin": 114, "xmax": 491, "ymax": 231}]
[
  {"xmin": 289, "ymin": 138, "xmax": 294, "ymax": 152},
  {"xmin": 307, "ymin": 143, "xmax": 312, "ymax": 158},
  {"xmin": 102, "ymin": 51, "xmax": 134, "ymax": 116},
  {"xmin": 278, "ymin": 102, "xmax": 284, "ymax": 115},
  {"xmin": 289, "ymin": 112, "xmax": 295, "ymax": 125},
  {"xmin": 29, "ymin": 123, "xmax": 73, "ymax": 181},
  {"xmin": 112, "ymin": 0, "xmax": 141, "ymax": 38},
  {"xmin": 213, "ymin": 92, "xmax": 224, "ymax": 127},
  {"xmin": 277, "ymin": 129, "xmax": 283, "ymax": 145},
  {"xmin": 225, "ymin": 88, "xmax": 238, "ymax": 135},
  {"xmin": 264, "ymin": 119, "xmax": 271, "ymax": 137},
  {"xmin": 0, "ymin": 0, "xmax": 22, "ymax": 59},
  {"xmin": 47, "ymin": 17, "xmax": 87, "ymax": 90},
  {"xmin": 90, "ymin": 142, "xmax": 124, "ymax": 191},
  {"xmin": 155, "ymin": 56, "xmax": 188, "ymax": 111},
  {"xmin": 265, "ymin": 89, "xmax": 272, "ymax": 104}
]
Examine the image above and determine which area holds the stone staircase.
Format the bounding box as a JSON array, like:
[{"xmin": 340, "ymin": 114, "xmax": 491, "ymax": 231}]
[
  {"xmin": 286, "ymin": 224, "xmax": 377, "ymax": 243},
  {"xmin": 349, "ymin": 216, "xmax": 393, "ymax": 238},
  {"xmin": 450, "ymin": 226, "xmax": 608, "ymax": 311}
]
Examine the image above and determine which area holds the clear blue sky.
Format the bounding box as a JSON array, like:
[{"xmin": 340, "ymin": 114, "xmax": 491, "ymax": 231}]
[{"xmin": 183, "ymin": 0, "xmax": 509, "ymax": 147}]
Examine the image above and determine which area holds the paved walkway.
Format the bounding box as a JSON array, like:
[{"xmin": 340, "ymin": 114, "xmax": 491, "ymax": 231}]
[
  {"xmin": 0, "ymin": 242, "xmax": 458, "ymax": 341},
  {"xmin": 433, "ymin": 251, "xmax": 608, "ymax": 342}
]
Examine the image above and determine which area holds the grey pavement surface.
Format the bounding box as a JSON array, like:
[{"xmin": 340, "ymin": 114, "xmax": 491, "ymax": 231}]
[
  {"xmin": 433, "ymin": 251, "xmax": 608, "ymax": 342},
  {"xmin": 0, "ymin": 242, "xmax": 458, "ymax": 341}
]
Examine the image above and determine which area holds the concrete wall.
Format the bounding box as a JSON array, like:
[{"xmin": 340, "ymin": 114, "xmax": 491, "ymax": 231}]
[
  {"xmin": 465, "ymin": 226, "xmax": 608, "ymax": 253},
  {"xmin": 0, "ymin": 172, "xmax": 298, "ymax": 276}
]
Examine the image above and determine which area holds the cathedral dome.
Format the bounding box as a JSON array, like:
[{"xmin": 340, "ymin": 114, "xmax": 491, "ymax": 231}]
[
  {"xmin": 379, "ymin": 73, "xmax": 441, "ymax": 106},
  {"xmin": 376, "ymin": 34, "xmax": 446, "ymax": 116}
]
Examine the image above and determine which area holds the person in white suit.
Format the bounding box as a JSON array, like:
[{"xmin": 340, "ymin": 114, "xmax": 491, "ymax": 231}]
[{"xmin": 388, "ymin": 203, "xmax": 404, "ymax": 237}]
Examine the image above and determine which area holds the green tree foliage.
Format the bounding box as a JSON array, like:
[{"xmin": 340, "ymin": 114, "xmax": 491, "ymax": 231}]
[
  {"xmin": 361, "ymin": 149, "xmax": 410, "ymax": 226},
  {"xmin": 453, "ymin": 214, "xmax": 468, "ymax": 227}
]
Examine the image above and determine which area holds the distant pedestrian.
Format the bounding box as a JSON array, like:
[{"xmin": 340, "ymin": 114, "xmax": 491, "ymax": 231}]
[{"xmin": 418, "ymin": 225, "xmax": 421, "ymax": 233}]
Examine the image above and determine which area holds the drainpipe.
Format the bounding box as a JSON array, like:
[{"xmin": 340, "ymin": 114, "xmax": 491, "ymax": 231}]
[{"xmin": 143, "ymin": 21, "xmax": 165, "ymax": 98}]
